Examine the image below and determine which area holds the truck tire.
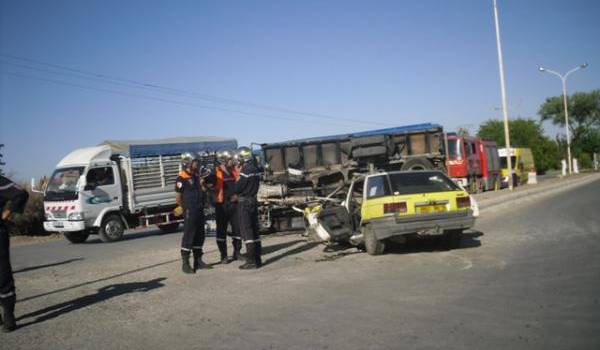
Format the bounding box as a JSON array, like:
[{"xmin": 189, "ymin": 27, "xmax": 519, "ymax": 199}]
[
  {"xmin": 400, "ymin": 158, "xmax": 434, "ymax": 171},
  {"xmin": 352, "ymin": 146, "xmax": 388, "ymax": 158},
  {"xmin": 157, "ymin": 223, "xmax": 180, "ymax": 234},
  {"xmin": 98, "ymin": 214, "xmax": 125, "ymax": 242},
  {"xmin": 363, "ymin": 226, "xmax": 385, "ymax": 256},
  {"xmin": 441, "ymin": 229, "xmax": 462, "ymax": 250},
  {"xmin": 63, "ymin": 231, "xmax": 90, "ymax": 244}
]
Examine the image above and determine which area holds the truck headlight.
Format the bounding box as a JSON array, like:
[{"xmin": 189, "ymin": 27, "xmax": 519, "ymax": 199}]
[{"xmin": 68, "ymin": 212, "xmax": 84, "ymax": 221}]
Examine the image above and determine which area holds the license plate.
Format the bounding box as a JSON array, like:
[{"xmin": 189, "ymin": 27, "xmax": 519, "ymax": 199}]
[
  {"xmin": 54, "ymin": 221, "xmax": 65, "ymax": 228},
  {"xmin": 416, "ymin": 205, "xmax": 447, "ymax": 214}
]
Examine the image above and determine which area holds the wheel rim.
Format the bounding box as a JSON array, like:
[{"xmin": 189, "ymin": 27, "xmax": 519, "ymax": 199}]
[{"xmin": 105, "ymin": 220, "xmax": 123, "ymax": 239}]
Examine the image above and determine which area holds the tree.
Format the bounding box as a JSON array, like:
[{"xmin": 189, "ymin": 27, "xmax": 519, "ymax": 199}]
[
  {"xmin": 477, "ymin": 118, "xmax": 559, "ymax": 173},
  {"xmin": 538, "ymin": 90, "xmax": 600, "ymax": 167}
]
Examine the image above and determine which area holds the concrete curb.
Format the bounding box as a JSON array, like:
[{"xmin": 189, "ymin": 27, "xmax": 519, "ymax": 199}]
[{"xmin": 476, "ymin": 173, "xmax": 600, "ymax": 213}]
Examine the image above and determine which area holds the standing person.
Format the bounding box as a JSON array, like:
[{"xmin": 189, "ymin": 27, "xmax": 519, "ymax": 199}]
[
  {"xmin": 0, "ymin": 175, "xmax": 29, "ymax": 332},
  {"xmin": 205, "ymin": 150, "xmax": 242, "ymax": 264},
  {"xmin": 175, "ymin": 154, "xmax": 211, "ymax": 274},
  {"xmin": 233, "ymin": 147, "xmax": 262, "ymax": 269}
]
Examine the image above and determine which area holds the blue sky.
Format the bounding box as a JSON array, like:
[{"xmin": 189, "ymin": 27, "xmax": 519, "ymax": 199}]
[{"xmin": 1, "ymin": 0, "xmax": 599, "ymax": 180}]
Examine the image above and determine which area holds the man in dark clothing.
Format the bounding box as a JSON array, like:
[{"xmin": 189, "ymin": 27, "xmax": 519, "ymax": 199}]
[
  {"xmin": 175, "ymin": 154, "xmax": 211, "ymax": 274},
  {"xmin": 205, "ymin": 150, "xmax": 241, "ymax": 264},
  {"xmin": 233, "ymin": 147, "xmax": 262, "ymax": 269},
  {"xmin": 1, "ymin": 175, "xmax": 29, "ymax": 332}
]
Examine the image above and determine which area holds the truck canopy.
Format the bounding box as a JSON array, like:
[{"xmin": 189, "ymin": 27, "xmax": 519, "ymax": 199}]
[{"xmin": 102, "ymin": 136, "xmax": 238, "ymax": 157}]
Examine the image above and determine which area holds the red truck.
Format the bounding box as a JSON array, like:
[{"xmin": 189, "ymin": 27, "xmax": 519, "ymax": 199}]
[{"xmin": 446, "ymin": 134, "xmax": 501, "ymax": 193}]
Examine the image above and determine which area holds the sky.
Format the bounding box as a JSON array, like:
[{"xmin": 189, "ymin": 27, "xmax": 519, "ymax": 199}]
[{"xmin": 1, "ymin": 0, "xmax": 599, "ymax": 180}]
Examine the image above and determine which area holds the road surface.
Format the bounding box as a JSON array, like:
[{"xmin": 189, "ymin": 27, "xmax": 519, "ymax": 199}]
[{"xmin": 2, "ymin": 178, "xmax": 599, "ymax": 349}]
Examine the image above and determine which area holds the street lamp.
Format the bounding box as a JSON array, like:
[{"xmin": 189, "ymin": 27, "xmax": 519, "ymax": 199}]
[{"xmin": 539, "ymin": 63, "xmax": 588, "ymax": 175}]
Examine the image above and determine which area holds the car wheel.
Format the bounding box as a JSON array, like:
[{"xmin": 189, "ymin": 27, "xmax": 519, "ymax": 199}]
[
  {"xmin": 157, "ymin": 223, "xmax": 180, "ymax": 234},
  {"xmin": 63, "ymin": 231, "xmax": 90, "ymax": 244},
  {"xmin": 363, "ymin": 226, "xmax": 385, "ymax": 255},
  {"xmin": 99, "ymin": 215, "xmax": 125, "ymax": 242},
  {"xmin": 442, "ymin": 229, "xmax": 462, "ymax": 250}
]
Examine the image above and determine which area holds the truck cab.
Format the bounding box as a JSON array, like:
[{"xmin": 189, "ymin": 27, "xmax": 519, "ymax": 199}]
[
  {"xmin": 498, "ymin": 147, "xmax": 535, "ymax": 187},
  {"xmin": 43, "ymin": 146, "xmax": 125, "ymax": 243},
  {"xmin": 446, "ymin": 134, "xmax": 483, "ymax": 192}
]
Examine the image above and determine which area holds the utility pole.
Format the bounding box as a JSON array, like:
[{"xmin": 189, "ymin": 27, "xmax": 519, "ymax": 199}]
[{"xmin": 492, "ymin": 0, "xmax": 513, "ymax": 190}]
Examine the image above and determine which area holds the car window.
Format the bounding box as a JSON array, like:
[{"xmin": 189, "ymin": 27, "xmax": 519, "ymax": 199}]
[
  {"xmin": 87, "ymin": 167, "xmax": 115, "ymax": 187},
  {"xmin": 366, "ymin": 175, "xmax": 390, "ymax": 199},
  {"xmin": 389, "ymin": 171, "xmax": 459, "ymax": 195}
]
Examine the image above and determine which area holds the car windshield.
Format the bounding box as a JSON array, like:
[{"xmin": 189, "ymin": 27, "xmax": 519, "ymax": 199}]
[
  {"xmin": 45, "ymin": 167, "xmax": 84, "ymax": 201},
  {"xmin": 447, "ymin": 139, "xmax": 462, "ymax": 159},
  {"xmin": 388, "ymin": 171, "xmax": 460, "ymax": 195},
  {"xmin": 500, "ymin": 156, "xmax": 517, "ymax": 168}
]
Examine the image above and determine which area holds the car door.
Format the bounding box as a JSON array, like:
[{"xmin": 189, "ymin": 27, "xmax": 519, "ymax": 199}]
[
  {"xmin": 81, "ymin": 166, "xmax": 121, "ymax": 225},
  {"xmin": 315, "ymin": 180, "xmax": 358, "ymax": 242}
]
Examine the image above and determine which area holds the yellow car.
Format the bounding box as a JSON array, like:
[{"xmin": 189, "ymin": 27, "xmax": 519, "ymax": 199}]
[{"xmin": 307, "ymin": 170, "xmax": 478, "ymax": 255}]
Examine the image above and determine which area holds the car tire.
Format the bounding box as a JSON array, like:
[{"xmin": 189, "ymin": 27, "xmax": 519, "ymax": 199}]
[
  {"xmin": 363, "ymin": 226, "xmax": 385, "ymax": 255},
  {"xmin": 98, "ymin": 215, "xmax": 125, "ymax": 242},
  {"xmin": 157, "ymin": 223, "xmax": 180, "ymax": 234},
  {"xmin": 442, "ymin": 229, "xmax": 462, "ymax": 250},
  {"xmin": 401, "ymin": 158, "xmax": 434, "ymax": 171},
  {"xmin": 63, "ymin": 231, "xmax": 90, "ymax": 244}
]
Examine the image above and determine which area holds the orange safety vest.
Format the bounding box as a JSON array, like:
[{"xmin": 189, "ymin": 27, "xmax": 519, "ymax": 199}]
[{"xmin": 215, "ymin": 167, "xmax": 238, "ymax": 204}]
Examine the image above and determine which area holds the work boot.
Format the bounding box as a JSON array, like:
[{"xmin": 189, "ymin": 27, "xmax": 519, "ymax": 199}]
[
  {"xmin": 0, "ymin": 295, "xmax": 16, "ymax": 333},
  {"xmin": 193, "ymin": 250, "xmax": 213, "ymax": 271},
  {"xmin": 254, "ymin": 241, "xmax": 263, "ymax": 268},
  {"xmin": 232, "ymin": 239, "xmax": 242, "ymax": 261},
  {"xmin": 181, "ymin": 250, "xmax": 195, "ymax": 274},
  {"xmin": 239, "ymin": 243, "xmax": 257, "ymax": 270},
  {"xmin": 217, "ymin": 240, "xmax": 228, "ymax": 263}
]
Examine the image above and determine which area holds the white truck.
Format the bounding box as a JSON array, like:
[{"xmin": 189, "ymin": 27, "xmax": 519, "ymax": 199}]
[{"xmin": 35, "ymin": 137, "xmax": 237, "ymax": 243}]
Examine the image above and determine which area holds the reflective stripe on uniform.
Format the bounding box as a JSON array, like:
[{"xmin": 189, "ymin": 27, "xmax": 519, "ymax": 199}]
[
  {"xmin": 243, "ymin": 239, "xmax": 261, "ymax": 244},
  {"xmin": 180, "ymin": 247, "xmax": 191, "ymax": 252},
  {"xmin": 231, "ymin": 236, "xmax": 242, "ymax": 240},
  {"xmin": 0, "ymin": 291, "xmax": 15, "ymax": 298},
  {"xmin": 0, "ymin": 182, "xmax": 15, "ymax": 190},
  {"xmin": 238, "ymin": 172, "xmax": 260, "ymax": 178}
]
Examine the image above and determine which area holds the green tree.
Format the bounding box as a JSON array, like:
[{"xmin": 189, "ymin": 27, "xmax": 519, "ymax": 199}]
[
  {"xmin": 477, "ymin": 118, "xmax": 559, "ymax": 173},
  {"xmin": 538, "ymin": 90, "xmax": 600, "ymax": 167}
]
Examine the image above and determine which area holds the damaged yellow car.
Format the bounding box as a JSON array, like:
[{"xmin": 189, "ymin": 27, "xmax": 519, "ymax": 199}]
[{"xmin": 302, "ymin": 170, "xmax": 478, "ymax": 255}]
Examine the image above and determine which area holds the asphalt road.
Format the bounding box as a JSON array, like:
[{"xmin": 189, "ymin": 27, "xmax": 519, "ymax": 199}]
[{"xmin": 2, "ymin": 178, "xmax": 599, "ymax": 350}]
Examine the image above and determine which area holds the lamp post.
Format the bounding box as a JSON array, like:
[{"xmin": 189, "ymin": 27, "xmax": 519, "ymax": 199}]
[
  {"xmin": 492, "ymin": 0, "xmax": 513, "ymax": 190},
  {"xmin": 539, "ymin": 63, "xmax": 588, "ymax": 175}
]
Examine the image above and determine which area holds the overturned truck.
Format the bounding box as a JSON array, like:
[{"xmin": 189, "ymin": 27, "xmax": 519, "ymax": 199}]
[{"xmin": 256, "ymin": 123, "xmax": 447, "ymax": 231}]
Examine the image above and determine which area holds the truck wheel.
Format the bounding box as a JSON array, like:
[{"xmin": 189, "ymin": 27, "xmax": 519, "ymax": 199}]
[
  {"xmin": 363, "ymin": 226, "xmax": 385, "ymax": 255},
  {"xmin": 401, "ymin": 158, "xmax": 434, "ymax": 171},
  {"xmin": 99, "ymin": 215, "xmax": 125, "ymax": 242},
  {"xmin": 442, "ymin": 229, "xmax": 462, "ymax": 250},
  {"xmin": 63, "ymin": 231, "xmax": 90, "ymax": 244},
  {"xmin": 157, "ymin": 223, "xmax": 180, "ymax": 234}
]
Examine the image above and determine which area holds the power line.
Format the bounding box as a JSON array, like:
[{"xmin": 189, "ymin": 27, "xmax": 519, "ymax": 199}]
[
  {"xmin": 0, "ymin": 53, "xmax": 391, "ymax": 127},
  {"xmin": 0, "ymin": 70, "xmax": 361, "ymax": 128}
]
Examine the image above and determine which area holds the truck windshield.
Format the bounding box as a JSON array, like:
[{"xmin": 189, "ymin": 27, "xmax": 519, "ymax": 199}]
[
  {"xmin": 500, "ymin": 156, "xmax": 517, "ymax": 168},
  {"xmin": 44, "ymin": 167, "xmax": 84, "ymax": 201},
  {"xmin": 389, "ymin": 171, "xmax": 460, "ymax": 195},
  {"xmin": 447, "ymin": 139, "xmax": 461, "ymax": 159}
]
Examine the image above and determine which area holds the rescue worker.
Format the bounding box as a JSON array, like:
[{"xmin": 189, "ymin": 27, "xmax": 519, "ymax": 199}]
[
  {"xmin": 205, "ymin": 150, "xmax": 242, "ymax": 264},
  {"xmin": 233, "ymin": 147, "xmax": 262, "ymax": 269},
  {"xmin": 175, "ymin": 153, "xmax": 211, "ymax": 274},
  {"xmin": 1, "ymin": 175, "xmax": 29, "ymax": 332}
]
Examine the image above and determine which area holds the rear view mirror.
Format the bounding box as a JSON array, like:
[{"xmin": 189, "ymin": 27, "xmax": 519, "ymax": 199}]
[{"xmin": 76, "ymin": 175, "xmax": 88, "ymax": 192}]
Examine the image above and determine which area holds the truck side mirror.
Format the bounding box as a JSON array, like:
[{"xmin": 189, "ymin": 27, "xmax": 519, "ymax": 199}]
[
  {"xmin": 77, "ymin": 175, "xmax": 89, "ymax": 192},
  {"xmin": 31, "ymin": 178, "xmax": 44, "ymax": 193}
]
